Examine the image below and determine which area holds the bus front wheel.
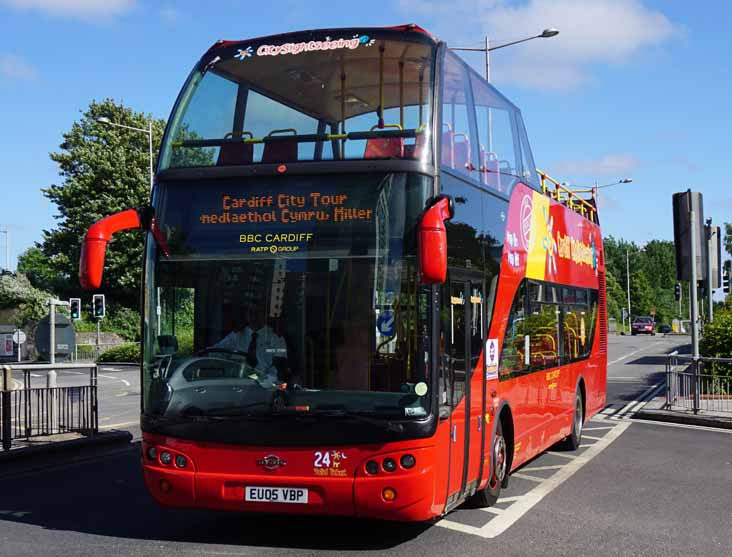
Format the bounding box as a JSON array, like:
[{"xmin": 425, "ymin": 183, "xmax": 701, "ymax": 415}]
[{"xmin": 470, "ymin": 420, "xmax": 507, "ymax": 507}]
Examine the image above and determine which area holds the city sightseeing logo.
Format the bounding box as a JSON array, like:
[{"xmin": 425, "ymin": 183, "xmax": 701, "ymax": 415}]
[{"xmin": 234, "ymin": 35, "xmax": 375, "ymax": 61}]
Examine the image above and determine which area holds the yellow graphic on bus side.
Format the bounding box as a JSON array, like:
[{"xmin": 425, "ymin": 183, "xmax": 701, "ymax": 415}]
[{"xmin": 525, "ymin": 191, "xmax": 550, "ymax": 281}]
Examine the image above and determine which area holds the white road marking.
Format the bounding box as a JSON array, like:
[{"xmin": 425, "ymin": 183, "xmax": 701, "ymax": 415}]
[
  {"xmin": 496, "ymin": 496, "xmax": 523, "ymax": 503},
  {"xmin": 545, "ymin": 451, "xmax": 577, "ymax": 459},
  {"xmin": 520, "ymin": 465, "xmax": 564, "ymax": 472},
  {"xmin": 30, "ymin": 373, "xmax": 41, "ymax": 378},
  {"xmin": 479, "ymin": 507, "xmax": 504, "ymax": 515},
  {"xmin": 630, "ymin": 417, "xmax": 732, "ymax": 434},
  {"xmin": 98, "ymin": 421, "xmax": 138, "ymax": 429},
  {"xmin": 581, "ymin": 435, "xmax": 604, "ymax": 441},
  {"xmin": 607, "ymin": 340, "xmax": 675, "ymax": 367},
  {"xmin": 101, "ymin": 367, "xmax": 125, "ymax": 372},
  {"xmin": 98, "ymin": 374, "xmax": 131, "ymax": 386},
  {"xmin": 115, "ymin": 391, "xmax": 129, "ymax": 398},
  {"xmin": 437, "ymin": 421, "xmax": 631, "ymax": 538},
  {"xmin": 510, "ymin": 472, "xmax": 545, "ymax": 483},
  {"xmin": 612, "ymin": 383, "xmax": 663, "ymax": 419},
  {"xmin": 583, "ymin": 426, "xmax": 614, "ymax": 431}
]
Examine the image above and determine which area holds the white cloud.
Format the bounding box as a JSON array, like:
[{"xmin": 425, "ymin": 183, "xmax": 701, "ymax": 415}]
[
  {"xmin": 159, "ymin": 6, "xmax": 179, "ymax": 26},
  {"xmin": 399, "ymin": 0, "xmax": 676, "ymax": 91},
  {"xmin": 0, "ymin": 54, "xmax": 38, "ymax": 82},
  {"xmin": 2, "ymin": 0, "xmax": 135, "ymax": 21},
  {"xmin": 551, "ymin": 153, "xmax": 641, "ymax": 177}
]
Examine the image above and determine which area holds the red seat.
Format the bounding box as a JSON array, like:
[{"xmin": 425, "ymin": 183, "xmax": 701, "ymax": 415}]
[
  {"xmin": 364, "ymin": 137, "xmax": 404, "ymax": 159},
  {"xmin": 441, "ymin": 130, "xmax": 454, "ymax": 167},
  {"xmin": 482, "ymin": 150, "xmax": 501, "ymax": 191},
  {"xmin": 405, "ymin": 130, "xmax": 428, "ymax": 160},
  {"xmin": 453, "ymin": 133, "xmax": 470, "ymax": 171},
  {"xmin": 262, "ymin": 140, "xmax": 298, "ymax": 163},
  {"xmin": 217, "ymin": 142, "xmax": 254, "ymax": 166}
]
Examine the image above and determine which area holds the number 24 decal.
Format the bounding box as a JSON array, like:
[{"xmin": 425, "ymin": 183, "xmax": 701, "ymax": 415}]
[
  {"xmin": 313, "ymin": 450, "xmax": 347, "ymax": 468},
  {"xmin": 313, "ymin": 451, "xmax": 331, "ymax": 468}
]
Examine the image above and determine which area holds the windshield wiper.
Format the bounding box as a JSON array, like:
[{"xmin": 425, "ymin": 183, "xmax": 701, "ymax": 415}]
[{"xmin": 300, "ymin": 409, "xmax": 405, "ymax": 433}]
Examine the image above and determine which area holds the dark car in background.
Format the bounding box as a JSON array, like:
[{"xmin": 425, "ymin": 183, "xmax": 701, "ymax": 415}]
[{"xmin": 632, "ymin": 316, "xmax": 656, "ymax": 335}]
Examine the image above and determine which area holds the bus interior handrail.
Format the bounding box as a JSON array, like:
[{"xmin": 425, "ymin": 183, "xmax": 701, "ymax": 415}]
[
  {"xmin": 536, "ymin": 168, "xmax": 597, "ymax": 222},
  {"xmin": 174, "ymin": 127, "xmax": 422, "ymax": 148}
]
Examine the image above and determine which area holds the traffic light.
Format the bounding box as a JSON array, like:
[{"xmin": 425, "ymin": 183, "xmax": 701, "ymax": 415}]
[
  {"xmin": 92, "ymin": 294, "xmax": 106, "ymax": 318},
  {"xmin": 69, "ymin": 298, "xmax": 81, "ymax": 320},
  {"xmin": 674, "ymin": 283, "xmax": 681, "ymax": 302},
  {"xmin": 724, "ymin": 269, "xmax": 731, "ymax": 295}
]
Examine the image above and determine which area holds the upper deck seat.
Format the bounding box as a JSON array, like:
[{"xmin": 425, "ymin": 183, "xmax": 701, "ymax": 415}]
[
  {"xmin": 404, "ymin": 129, "xmax": 428, "ymax": 160},
  {"xmin": 364, "ymin": 124, "xmax": 405, "ymax": 159},
  {"xmin": 441, "ymin": 124, "xmax": 454, "ymax": 167},
  {"xmin": 262, "ymin": 129, "xmax": 298, "ymax": 163},
  {"xmin": 481, "ymin": 149, "xmax": 501, "ymax": 191},
  {"xmin": 217, "ymin": 134, "xmax": 254, "ymax": 166},
  {"xmin": 452, "ymin": 133, "xmax": 470, "ymax": 172},
  {"xmin": 364, "ymin": 137, "xmax": 404, "ymax": 159}
]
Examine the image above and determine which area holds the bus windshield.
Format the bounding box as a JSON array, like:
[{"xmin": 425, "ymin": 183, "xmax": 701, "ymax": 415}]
[
  {"xmin": 159, "ymin": 33, "xmax": 435, "ymax": 170},
  {"xmin": 142, "ymin": 173, "xmax": 433, "ymax": 422}
]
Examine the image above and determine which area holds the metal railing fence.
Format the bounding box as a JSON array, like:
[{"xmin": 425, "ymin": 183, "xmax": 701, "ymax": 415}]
[
  {"xmin": 666, "ymin": 351, "xmax": 732, "ymax": 415},
  {"xmin": 73, "ymin": 343, "xmax": 118, "ymax": 362},
  {"xmin": 1, "ymin": 363, "xmax": 98, "ymax": 451}
]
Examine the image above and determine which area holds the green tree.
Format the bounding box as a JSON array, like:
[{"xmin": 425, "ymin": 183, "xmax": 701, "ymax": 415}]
[
  {"xmin": 40, "ymin": 99, "xmax": 166, "ymax": 308},
  {"xmin": 0, "ymin": 273, "xmax": 53, "ymax": 328},
  {"xmin": 723, "ymin": 223, "xmax": 732, "ymax": 258},
  {"xmin": 17, "ymin": 246, "xmax": 65, "ymax": 293},
  {"xmin": 605, "ymin": 269, "xmax": 626, "ymax": 322}
]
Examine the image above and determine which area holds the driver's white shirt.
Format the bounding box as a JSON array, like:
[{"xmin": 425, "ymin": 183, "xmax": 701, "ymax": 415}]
[
  {"xmin": 214, "ymin": 326, "xmax": 253, "ymax": 353},
  {"xmin": 254, "ymin": 325, "xmax": 288, "ymax": 375}
]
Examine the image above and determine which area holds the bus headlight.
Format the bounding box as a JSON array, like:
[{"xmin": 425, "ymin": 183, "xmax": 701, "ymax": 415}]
[
  {"xmin": 400, "ymin": 454, "xmax": 416, "ymax": 469},
  {"xmin": 160, "ymin": 451, "xmax": 173, "ymax": 465}
]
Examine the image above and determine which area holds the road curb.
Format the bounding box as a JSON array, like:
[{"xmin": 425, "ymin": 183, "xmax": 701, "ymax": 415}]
[
  {"xmin": 634, "ymin": 408, "xmax": 732, "ymax": 430},
  {"xmin": 0, "ymin": 430, "xmax": 133, "ymax": 463}
]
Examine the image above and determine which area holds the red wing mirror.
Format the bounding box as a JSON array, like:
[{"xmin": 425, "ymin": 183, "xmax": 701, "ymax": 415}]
[
  {"xmin": 418, "ymin": 195, "xmax": 454, "ymax": 284},
  {"xmin": 79, "ymin": 208, "xmax": 142, "ymax": 290}
]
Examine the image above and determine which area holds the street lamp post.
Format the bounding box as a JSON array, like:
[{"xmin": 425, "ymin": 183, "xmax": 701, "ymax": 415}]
[
  {"xmin": 452, "ymin": 28, "xmax": 560, "ymax": 81},
  {"xmin": 96, "ymin": 117, "xmax": 154, "ymax": 191},
  {"xmin": 0, "ymin": 228, "xmax": 9, "ymax": 272}
]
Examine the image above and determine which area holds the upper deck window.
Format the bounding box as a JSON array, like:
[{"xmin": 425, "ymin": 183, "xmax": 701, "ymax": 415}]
[
  {"xmin": 159, "ymin": 34, "xmax": 435, "ymax": 170},
  {"xmin": 439, "ymin": 51, "xmax": 540, "ymax": 195}
]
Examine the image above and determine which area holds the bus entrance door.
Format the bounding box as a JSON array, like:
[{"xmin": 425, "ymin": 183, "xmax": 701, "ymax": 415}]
[{"xmin": 443, "ymin": 278, "xmax": 475, "ymax": 508}]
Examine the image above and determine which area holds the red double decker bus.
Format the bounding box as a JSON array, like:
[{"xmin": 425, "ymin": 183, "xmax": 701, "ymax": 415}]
[{"xmin": 80, "ymin": 24, "xmax": 606, "ymax": 521}]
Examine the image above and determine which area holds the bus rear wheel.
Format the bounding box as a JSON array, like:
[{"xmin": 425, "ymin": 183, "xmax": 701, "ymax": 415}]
[
  {"xmin": 559, "ymin": 391, "xmax": 584, "ymax": 451},
  {"xmin": 470, "ymin": 420, "xmax": 507, "ymax": 507}
]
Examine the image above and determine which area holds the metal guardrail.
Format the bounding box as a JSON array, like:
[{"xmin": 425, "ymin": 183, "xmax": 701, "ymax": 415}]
[
  {"xmin": 73, "ymin": 343, "xmax": 118, "ymax": 362},
  {"xmin": 1, "ymin": 363, "xmax": 98, "ymax": 451},
  {"xmin": 666, "ymin": 351, "xmax": 732, "ymax": 415}
]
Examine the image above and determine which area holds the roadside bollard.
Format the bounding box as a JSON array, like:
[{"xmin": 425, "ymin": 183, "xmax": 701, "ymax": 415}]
[{"xmin": 47, "ymin": 369, "xmax": 57, "ymax": 388}]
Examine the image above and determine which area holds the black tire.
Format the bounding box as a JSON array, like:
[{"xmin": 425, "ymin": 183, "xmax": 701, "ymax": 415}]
[
  {"xmin": 558, "ymin": 391, "xmax": 584, "ymax": 451},
  {"xmin": 470, "ymin": 419, "xmax": 508, "ymax": 507}
]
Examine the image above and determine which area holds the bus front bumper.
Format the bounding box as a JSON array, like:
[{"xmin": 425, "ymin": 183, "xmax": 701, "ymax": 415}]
[{"xmin": 142, "ymin": 433, "xmax": 441, "ymax": 522}]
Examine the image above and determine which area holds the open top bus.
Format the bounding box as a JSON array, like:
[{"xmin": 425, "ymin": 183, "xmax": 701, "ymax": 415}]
[{"xmin": 80, "ymin": 24, "xmax": 607, "ymax": 521}]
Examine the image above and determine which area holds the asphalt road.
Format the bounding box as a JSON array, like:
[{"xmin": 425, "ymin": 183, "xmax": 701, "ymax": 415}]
[{"xmin": 2, "ymin": 334, "xmax": 730, "ymax": 556}]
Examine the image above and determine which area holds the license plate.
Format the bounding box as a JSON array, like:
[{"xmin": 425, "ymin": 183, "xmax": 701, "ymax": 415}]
[{"xmin": 244, "ymin": 486, "xmax": 308, "ymax": 504}]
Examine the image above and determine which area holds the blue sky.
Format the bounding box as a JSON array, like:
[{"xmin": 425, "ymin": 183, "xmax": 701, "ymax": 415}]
[{"xmin": 1, "ymin": 0, "xmax": 730, "ymax": 271}]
